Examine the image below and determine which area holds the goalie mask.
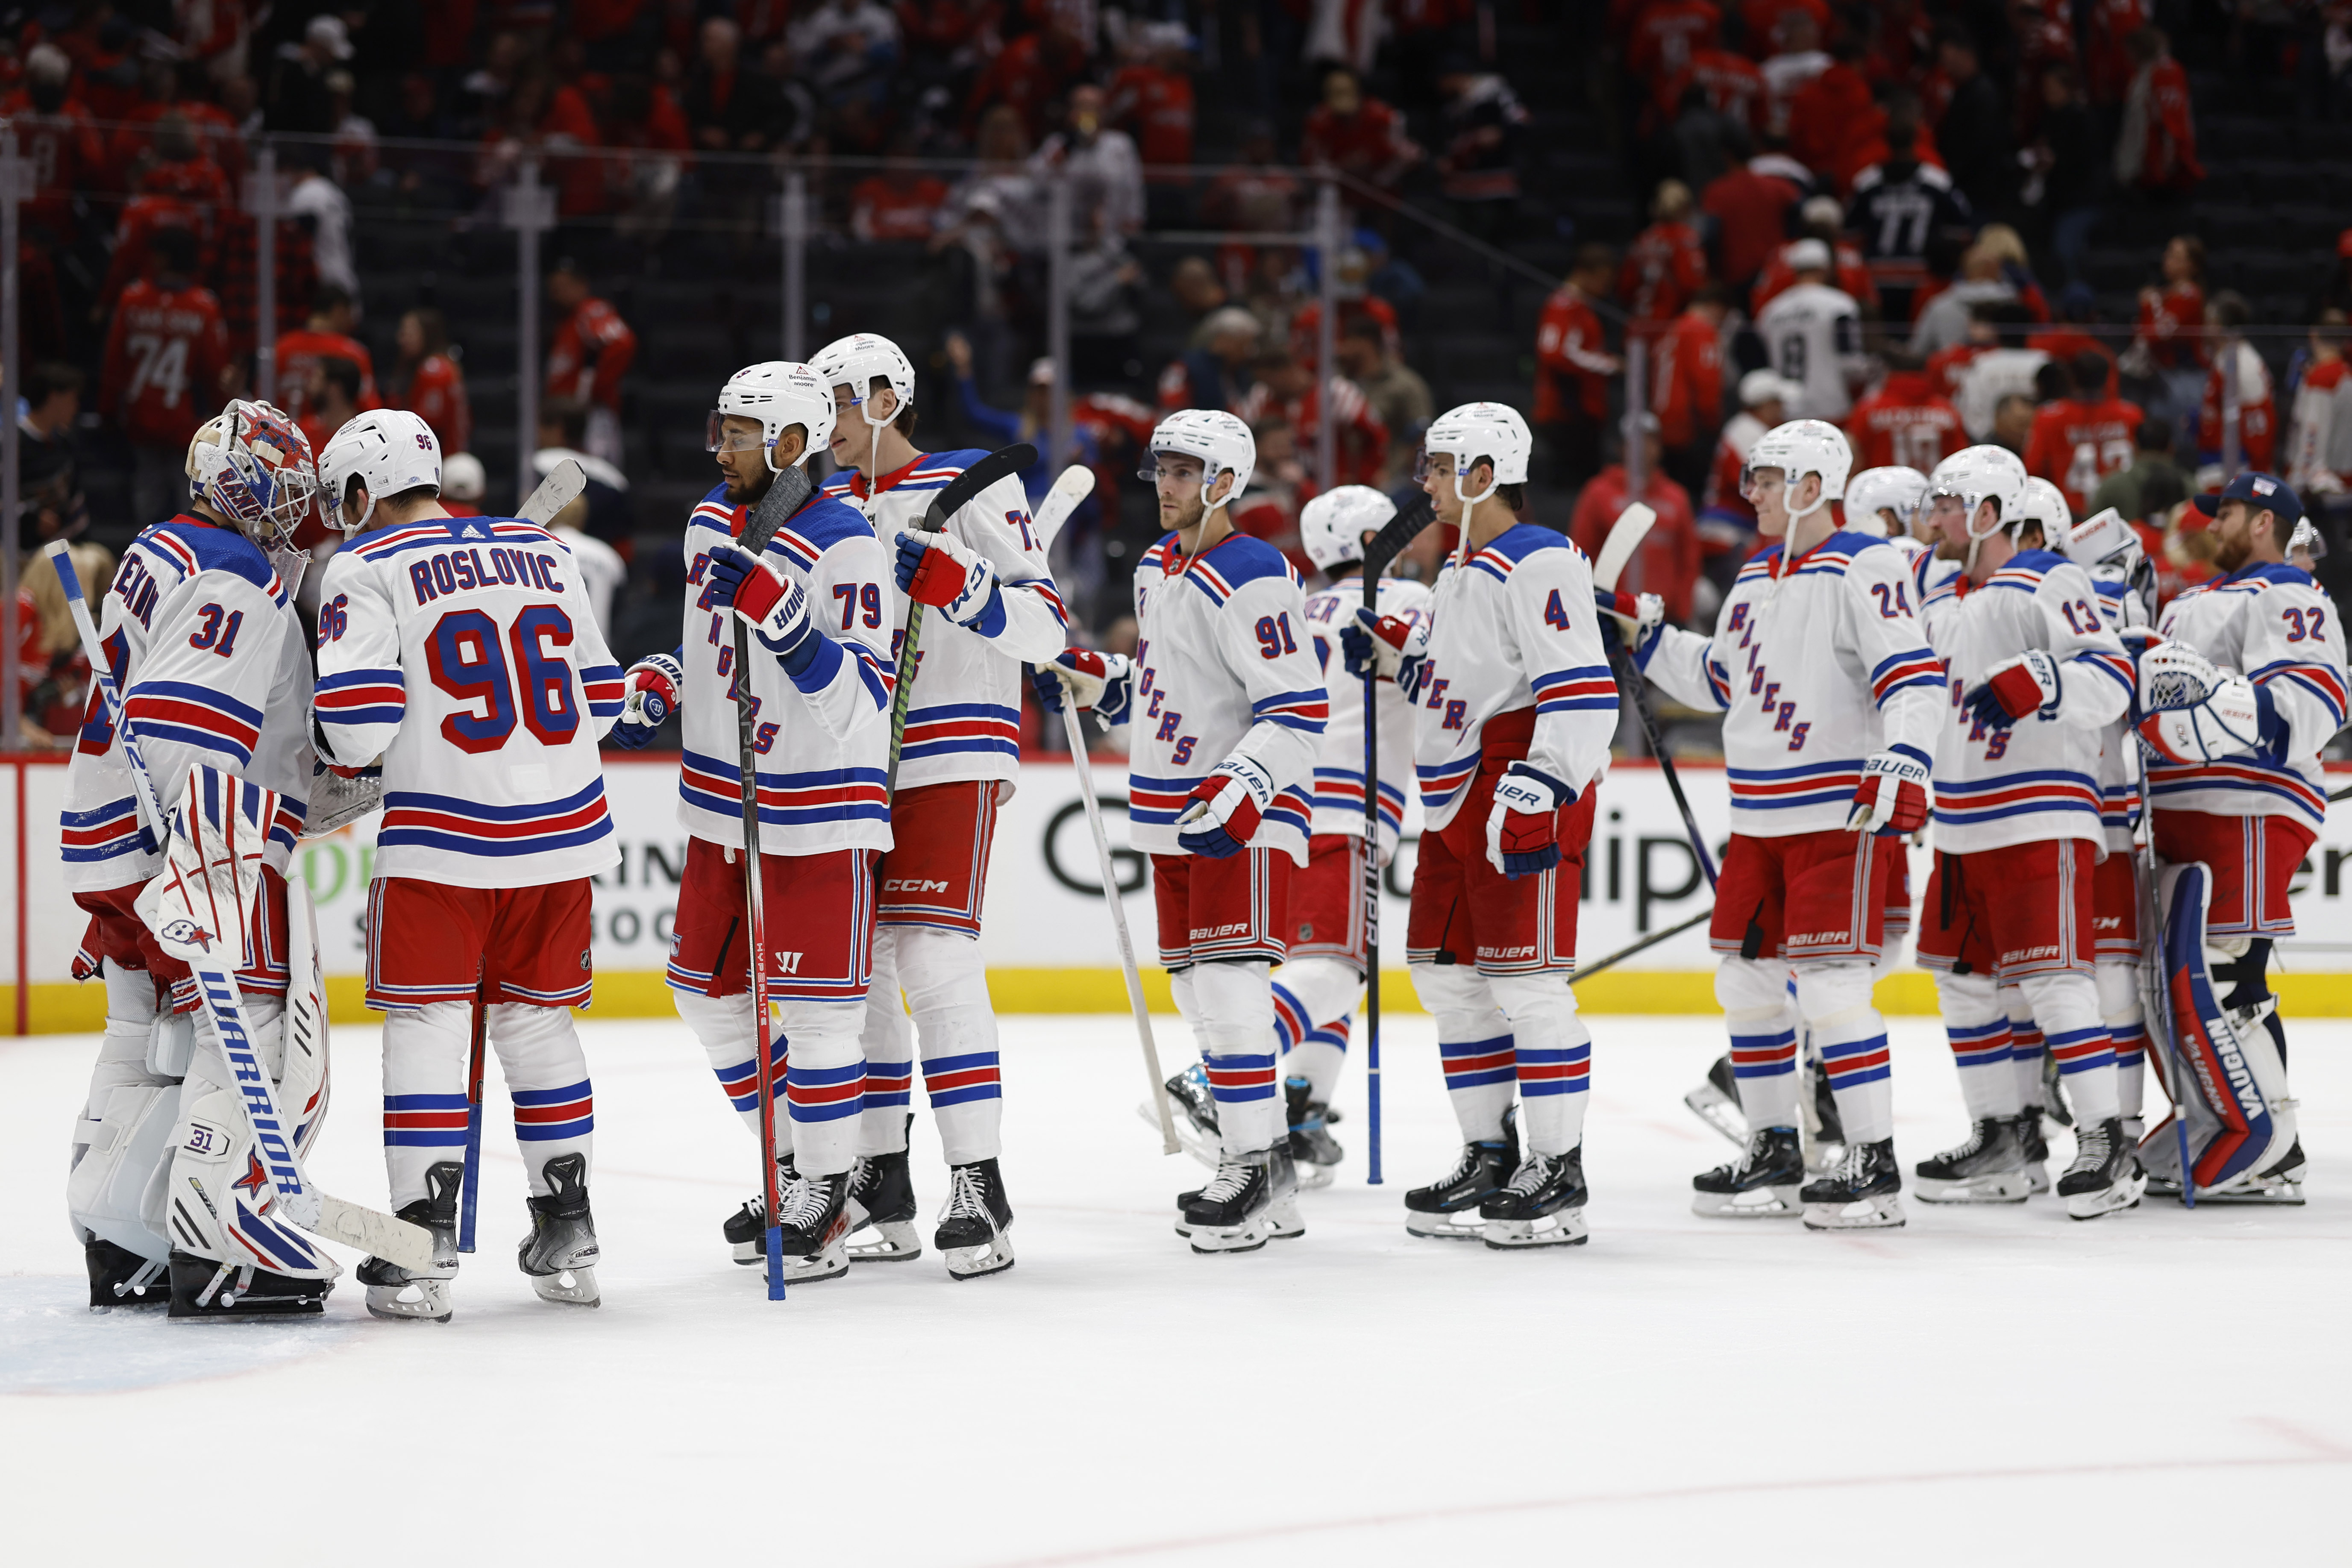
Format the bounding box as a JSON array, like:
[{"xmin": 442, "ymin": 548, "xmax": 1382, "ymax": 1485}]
[{"xmin": 186, "ymin": 400, "xmax": 319, "ymax": 550}]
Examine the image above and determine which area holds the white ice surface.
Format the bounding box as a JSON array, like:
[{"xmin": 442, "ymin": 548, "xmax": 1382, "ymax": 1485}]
[{"xmin": 5, "ymin": 1013, "xmax": 2350, "ymax": 1565}]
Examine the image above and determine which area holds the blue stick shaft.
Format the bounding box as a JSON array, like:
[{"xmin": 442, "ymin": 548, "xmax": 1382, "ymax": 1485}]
[{"xmin": 457, "ymin": 987, "xmax": 485, "ymax": 1251}]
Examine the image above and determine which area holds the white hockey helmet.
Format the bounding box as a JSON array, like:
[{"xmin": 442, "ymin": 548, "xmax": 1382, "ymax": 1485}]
[
  {"xmin": 1926, "ymin": 444, "xmax": 2030, "ymax": 543},
  {"xmin": 441, "ymin": 450, "xmax": 487, "ymax": 504},
  {"xmin": 1843, "ymin": 465, "xmax": 1928, "ymax": 536},
  {"xmin": 2287, "ymin": 514, "xmax": 2327, "ymax": 563},
  {"xmin": 1421, "ymin": 400, "xmax": 1531, "ymax": 503},
  {"xmin": 1145, "ymin": 408, "xmax": 1256, "ymax": 505},
  {"xmin": 1744, "ymin": 418, "xmax": 1850, "ymax": 521},
  {"xmin": 1300, "ymin": 484, "xmax": 1397, "ymax": 572},
  {"xmin": 185, "ymin": 399, "xmax": 318, "ymax": 547},
  {"xmin": 2016, "ymin": 476, "xmax": 2073, "ymax": 543},
  {"xmin": 1738, "ymin": 368, "xmax": 1797, "ymax": 409},
  {"xmin": 709, "ymin": 360, "xmax": 837, "ymax": 473},
  {"xmin": 2059, "ymin": 505, "xmax": 2142, "ymax": 570},
  {"xmin": 317, "ymin": 408, "xmax": 441, "ymax": 536},
  {"xmin": 812, "ymin": 332, "xmax": 918, "ymax": 427}
]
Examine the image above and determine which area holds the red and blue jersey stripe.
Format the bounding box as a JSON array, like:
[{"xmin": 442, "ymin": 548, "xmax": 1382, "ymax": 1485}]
[
  {"xmin": 1415, "ymin": 752, "xmax": 1480, "ymax": 810},
  {"xmin": 313, "ymin": 667, "xmax": 408, "ymax": 728},
  {"xmin": 1250, "ymin": 687, "xmax": 1330, "ymax": 732},
  {"xmin": 1930, "ymin": 769, "xmax": 2102, "ymax": 829},
  {"xmin": 1128, "ymin": 771, "xmax": 1204, "ymax": 828},
  {"xmin": 898, "ymin": 701, "xmax": 1021, "ymax": 763},
  {"xmin": 1532, "ymin": 663, "xmax": 1617, "ymax": 714},
  {"xmin": 2252, "ymin": 658, "xmax": 2349, "ymax": 729},
  {"xmin": 1729, "ymin": 758, "xmax": 1864, "ymax": 813},
  {"xmin": 1310, "ymin": 768, "xmax": 1407, "ymax": 834},
  {"xmin": 61, "ymin": 796, "xmax": 150, "ymax": 865},
  {"xmin": 379, "ymin": 778, "xmax": 614, "ymax": 860},
  {"xmin": 1869, "ymin": 648, "xmax": 1945, "ymax": 705},
  {"xmin": 122, "ymin": 680, "xmax": 264, "ymax": 766},
  {"xmin": 680, "ymin": 750, "xmax": 890, "ymax": 827}
]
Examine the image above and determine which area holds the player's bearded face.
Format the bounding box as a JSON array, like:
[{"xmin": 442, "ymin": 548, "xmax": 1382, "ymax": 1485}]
[
  {"xmin": 2210, "ymin": 500, "xmax": 2261, "ymax": 572},
  {"xmin": 1154, "ymin": 456, "xmax": 1208, "ymax": 532},
  {"xmin": 714, "ymin": 416, "xmax": 772, "ymax": 502},
  {"xmin": 1928, "ymin": 494, "xmax": 1971, "ymax": 558}
]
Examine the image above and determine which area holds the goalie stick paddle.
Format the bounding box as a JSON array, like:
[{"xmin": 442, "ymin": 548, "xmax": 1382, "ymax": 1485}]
[
  {"xmin": 44, "ymin": 541, "xmax": 438, "ymax": 1272},
  {"xmin": 886, "ymin": 442, "xmax": 1038, "ymax": 790},
  {"xmin": 1356, "ymin": 493, "xmax": 1436, "ymax": 1184}
]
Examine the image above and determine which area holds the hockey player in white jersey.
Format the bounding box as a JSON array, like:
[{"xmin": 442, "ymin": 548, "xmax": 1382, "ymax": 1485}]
[
  {"xmin": 608, "ymin": 362, "xmax": 894, "ymax": 1281},
  {"xmin": 1039, "ymin": 410, "xmax": 1328, "ymax": 1251},
  {"xmin": 1612, "ymin": 419, "xmax": 1942, "ymax": 1228},
  {"xmin": 2057, "ymin": 501, "xmax": 2158, "ymax": 1149},
  {"xmin": 62, "ymin": 399, "xmax": 339, "ymax": 1315},
  {"xmin": 313, "ymin": 409, "xmax": 628, "ymax": 1318},
  {"xmin": 1258, "ymin": 485, "xmax": 1432, "ymax": 1184},
  {"xmin": 1904, "ymin": 449, "xmax": 2144, "ymax": 1219},
  {"xmin": 1755, "ymin": 241, "xmax": 1865, "ymax": 422},
  {"xmin": 2140, "ymin": 471, "xmax": 2347, "ymax": 1200},
  {"xmin": 1344, "ymin": 402, "xmax": 1616, "ymax": 1248},
  {"xmin": 811, "ymin": 332, "xmax": 1064, "ymax": 1277},
  {"xmin": 1844, "ymin": 466, "xmax": 1930, "ymax": 565}
]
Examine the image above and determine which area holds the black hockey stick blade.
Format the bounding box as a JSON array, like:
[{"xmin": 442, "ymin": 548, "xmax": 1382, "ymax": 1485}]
[
  {"xmin": 741, "ymin": 460, "xmax": 817, "ymax": 554},
  {"xmin": 921, "ymin": 442, "xmax": 1037, "ymax": 534},
  {"xmin": 1360, "ymin": 493, "xmax": 1437, "ymax": 595}
]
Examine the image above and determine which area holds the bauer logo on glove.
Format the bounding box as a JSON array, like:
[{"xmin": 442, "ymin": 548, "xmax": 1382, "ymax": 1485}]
[
  {"xmin": 1175, "ymin": 756, "xmax": 1275, "ymax": 859},
  {"xmin": 1485, "ymin": 761, "xmax": 1573, "ymax": 878},
  {"xmin": 1845, "ymin": 744, "xmax": 1932, "ymax": 836},
  {"xmin": 1964, "ymin": 648, "xmax": 2063, "ymax": 729}
]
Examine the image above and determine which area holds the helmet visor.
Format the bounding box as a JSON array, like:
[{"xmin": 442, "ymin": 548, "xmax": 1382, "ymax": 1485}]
[{"xmin": 707, "ymin": 411, "xmax": 766, "ymax": 454}]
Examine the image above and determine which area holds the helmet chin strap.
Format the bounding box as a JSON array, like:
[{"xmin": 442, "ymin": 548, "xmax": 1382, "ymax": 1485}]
[{"xmin": 1451, "ymin": 455, "xmax": 1499, "ymax": 564}]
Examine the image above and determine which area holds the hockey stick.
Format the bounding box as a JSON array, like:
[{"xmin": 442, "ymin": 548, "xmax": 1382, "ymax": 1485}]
[
  {"xmin": 885, "ymin": 442, "xmax": 1038, "ymax": 792},
  {"xmin": 2135, "ymin": 743, "xmax": 2195, "ymax": 1208},
  {"xmin": 457, "ymin": 966, "xmax": 487, "ymax": 1252},
  {"xmin": 517, "ymin": 456, "xmax": 587, "ymax": 526},
  {"xmin": 731, "ymin": 460, "xmax": 819, "ymax": 1301},
  {"xmin": 1593, "ymin": 503, "xmax": 1719, "ymax": 891},
  {"xmin": 46, "ymin": 541, "xmax": 437, "ymax": 1271},
  {"xmin": 1357, "ymin": 494, "xmax": 1437, "ymax": 1184},
  {"xmin": 1569, "ymin": 907, "xmax": 1711, "ymax": 985}
]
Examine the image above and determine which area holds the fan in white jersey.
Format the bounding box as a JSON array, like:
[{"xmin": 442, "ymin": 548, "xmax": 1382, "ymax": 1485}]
[
  {"xmin": 1258, "ymin": 485, "xmax": 1431, "ymax": 1186},
  {"xmin": 1038, "ymin": 409, "xmax": 1330, "ymax": 1252},
  {"xmin": 610, "ymin": 361, "xmax": 897, "ymax": 1282},
  {"xmin": 1344, "ymin": 401, "xmax": 1617, "ymax": 1248},
  {"xmin": 1754, "ymin": 240, "xmax": 1866, "ymax": 422},
  {"xmin": 1903, "ymin": 449, "xmax": 2144, "ymax": 1219},
  {"xmin": 810, "ymin": 331, "xmax": 1067, "ymax": 1279},
  {"xmin": 2139, "ymin": 472, "xmax": 2347, "ymax": 1201},
  {"xmin": 313, "ymin": 408, "xmax": 627, "ymax": 1318},
  {"xmin": 62, "ymin": 400, "xmax": 342, "ymax": 1316},
  {"xmin": 1612, "ymin": 417, "xmax": 1943, "ymax": 1227}
]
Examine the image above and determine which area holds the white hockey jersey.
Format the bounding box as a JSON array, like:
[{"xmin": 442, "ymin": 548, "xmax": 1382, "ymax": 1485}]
[
  {"xmin": 2084, "ymin": 561, "xmax": 2153, "ymax": 852},
  {"xmin": 314, "ymin": 514, "xmax": 625, "ymax": 888},
  {"xmin": 1756, "ymin": 282, "xmax": 1864, "ymax": 422},
  {"xmin": 1128, "ymin": 530, "xmax": 1328, "ymax": 863},
  {"xmin": 1645, "ymin": 530, "xmax": 1945, "ymax": 837},
  {"xmin": 1412, "ymin": 526, "xmax": 1617, "ymax": 832},
  {"xmin": 1914, "ymin": 549, "xmax": 2134, "ymax": 855},
  {"xmin": 62, "ymin": 514, "xmax": 315, "ymax": 893},
  {"xmin": 1301, "ymin": 571, "xmax": 1431, "ymax": 857},
  {"xmin": 675, "ymin": 484, "xmax": 896, "ymax": 856},
  {"xmin": 2149, "ymin": 561, "xmax": 2349, "ymax": 830},
  {"xmin": 820, "ymin": 449, "xmax": 1067, "ymax": 793}
]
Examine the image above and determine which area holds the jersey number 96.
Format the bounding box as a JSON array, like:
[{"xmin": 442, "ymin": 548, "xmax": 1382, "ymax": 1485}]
[{"xmin": 426, "ymin": 605, "xmax": 580, "ymax": 754}]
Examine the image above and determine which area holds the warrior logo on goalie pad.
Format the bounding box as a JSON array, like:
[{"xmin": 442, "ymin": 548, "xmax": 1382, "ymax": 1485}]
[{"xmin": 2145, "ymin": 862, "xmax": 2296, "ymax": 1192}]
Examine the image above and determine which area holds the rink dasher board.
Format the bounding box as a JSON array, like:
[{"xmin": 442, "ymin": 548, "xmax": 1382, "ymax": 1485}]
[{"xmin": 7, "ymin": 754, "xmax": 2352, "ymax": 1029}]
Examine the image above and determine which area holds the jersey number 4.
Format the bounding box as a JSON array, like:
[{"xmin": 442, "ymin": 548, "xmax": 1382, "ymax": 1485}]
[{"xmin": 425, "ymin": 605, "xmax": 579, "ymax": 754}]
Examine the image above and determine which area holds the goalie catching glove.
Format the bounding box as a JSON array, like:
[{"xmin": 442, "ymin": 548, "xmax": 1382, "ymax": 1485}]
[
  {"xmin": 2134, "ymin": 642, "xmax": 2275, "ymax": 764},
  {"xmin": 1964, "ymin": 649, "xmax": 2062, "ymax": 728},
  {"xmin": 894, "ymin": 529, "xmax": 1007, "ymax": 636},
  {"xmin": 1486, "ymin": 762, "xmax": 1573, "ymax": 878},
  {"xmin": 1845, "ymin": 744, "xmax": 1931, "ymax": 836},
  {"xmin": 1341, "ymin": 605, "xmax": 1428, "ymax": 689},
  {"xmin": 1031, "ymin": 648, "xmax": 1133, "ymax": 725},
  {"xmin": 609, "ymin": 652, "xmax": 683, "ymax": 750},
  {"xmin": 134, "ymin": 764, "xmax": 277, "ymax": 967},
  {"xmin": 1175, "ymin": 755, "xmax": 1274, "ymax": 859},
  {"xmin": 703, "ymin": 543, "xmax": 822, "ymax": 675},
  {"xmin": 1591, "ymin": 587, "xmax": 1665, "ymax": 668}
]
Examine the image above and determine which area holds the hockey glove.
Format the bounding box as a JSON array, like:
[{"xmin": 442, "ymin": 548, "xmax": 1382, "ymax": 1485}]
[
  {"xmin": 896, "ymin": 529, "xmax": 1008, "ymax": 637},
  {"xmin": 1844, "ymin": 744, "xmax": 1932, "ymax": 836},
  {"xmin": 1342, "ymin": 605, "xmax": 1428, "ymax": 686},
  {"xmin": 1032, "ymin": 648, "xmax": 1135, "ymax": 725},
  {"xmin": 611, "ymin": 652, "xmax": 684, "ymax": 750},
  {"xmin": 1484, "ymin": 761, "xmax": 1573, "ymax": 878},
  {"xmin": 1175, "ymin": 755, "xmax": 1275, "ymax": 859},
  {"xmin": 134, "ymin": 763, "xmax": 276, "ymax": 968},
  {"xmin": 2136, "ymin": 674, "xmax": 2271, "ymax": 764},
  {"xmin": 705, "ymin": 543, "xmax": 820, "ymax": 673},
  {"xmin": 1592, "ymin": 587, "xmax": 1665, "ymax": 668},
  {"xmin": 1964, "ymin": 649, "xmax": 2062, "ymax": 729}
]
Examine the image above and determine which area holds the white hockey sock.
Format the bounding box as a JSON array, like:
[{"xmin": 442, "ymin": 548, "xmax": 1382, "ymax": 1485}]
[
  {"xmin": 899, "ymin": 926, "xmax": 1003, "ymax": 1167},
  {"xmin": 2017, "ymin": 971, "xmax": 2120, "ymax": 1127},
  {"xmin": 1718, "ymin": 957, "xmax": 1800, "ymax": 1130},
  {"xmin": 2004, "ymin": 985, "xmax": 2047, "ymax": 1111},
  {"xmin": 1188, "ymin": 959, "xmax": 1283, "ymax": 1154},
  {"xmin": 1933, "ymin": 970, "xmax": 2020, "ymax": 1122},
  {"xmin": 674, "ymin": 988, "xmax": 775, "ymax": 1145},
  {"xmin": 1796, "ymin": 963, "xmax": 1893, "ymax": 1145},
  {"xmin": 1489, "ymin": 973, "xmax": 1590, "ymax": 1157},
  {"xmin": 2097, "ymin": 959, "xmax": 2146, "ymax": 1122},
  {"xmin": 486, "ymin": 1002, "xmax": 595, "ymax": 1196},
  {"xmin": 777, "ymin": 999, "xmax": 866, "ymax": 1177},
  {"xmin": 857, "ymin": 929, "xmax": 915, "ymax": 1155},
  {"xmin": 381, "ymin": 1000, "xmax": 476, "ymax": 1210},
  {"xmin": 1411, "ymin": 961, "xmax": 1515, "ymax": 1144},
  {"xmin": 1271, "ymin": 956, "xmax": 1362, "ymax": 1104},
  {"xmin": 85, "ymin": 964, "xmax": 167, "ymax": 1120}
]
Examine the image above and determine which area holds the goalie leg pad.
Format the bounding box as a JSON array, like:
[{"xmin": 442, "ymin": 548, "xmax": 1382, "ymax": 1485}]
[
  {"xmin": 2145, "ymin": 864, "xmax": 2297, "ymax": 1193},
  {"xmin": 68, "ymin": 1075, "xmax": 183, "ymax": 1269},
  {"xmin": 1411, "ymin": 961, "xmax": 1516, "ymax": 1145}
]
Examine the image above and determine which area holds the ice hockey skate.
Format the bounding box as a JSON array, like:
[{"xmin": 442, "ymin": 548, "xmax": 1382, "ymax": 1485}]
[
  {"xmin": 517, "ymin": 1153, "xmax": 600, "ymax": 1307},
  {"xmin": 1140, "ymin": 1062, "xmax": 1221, "ymax": 1169},
  {"xmin": 1284, "ymin": 1075, "xmax": 1343, "ymax": 1188},
  {"xmin": 2058, "ymin": 1118, "xmax": 2146, "ymax": 1220},
  {"xmin": 1682, "ymin": 1053, "xmax": 1743, "ymax": 1144},
  {"xmin": 360, "ymin": 1160, "xmax": 463, "ymax": 1323},
  {"xmin": 773, "ymin": 1169, "xmax": 855, "ymax": 1282},
  {"xmin": 1404, "ymin": 1111, "xmax": 1519, "ymax": 1240},
  {"xmin": 1912, "ymin": 1118, "xmax": 2032, "ymax": 1204},
  {"xmin": 1691, "ymin": 1126, "xmax": 1805, "ymax": 1218},
  {"xmin": 2016, "ymin": 1107, "xmax": 2053, "ymax": 1194},
  {"xmin": 1480, "ymin": 1147, "xmax": 1588, "ymax": 1249},
  {"xmin": 1801, "ymin": 1138, "xmax": 1907, "ymax": 1230},
  {"xmin": 1182, "ymin": 1145, "xmax": 1298, "ymax": 1254},
  {"xmin": 724, "ymin": 1154, "xmax": 796, "ymax": 1264},
  {"xmin": 936, "ymin": 1158, "xmax": 1014, "ymax": 1279},
  {"xmin": 846, "ymin": 1148, "xmax": 922, "ymax": 1262},
  {"xmin": 2152, "ymin": 1134, "xmax": 2308, "ymax": 1205}
]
